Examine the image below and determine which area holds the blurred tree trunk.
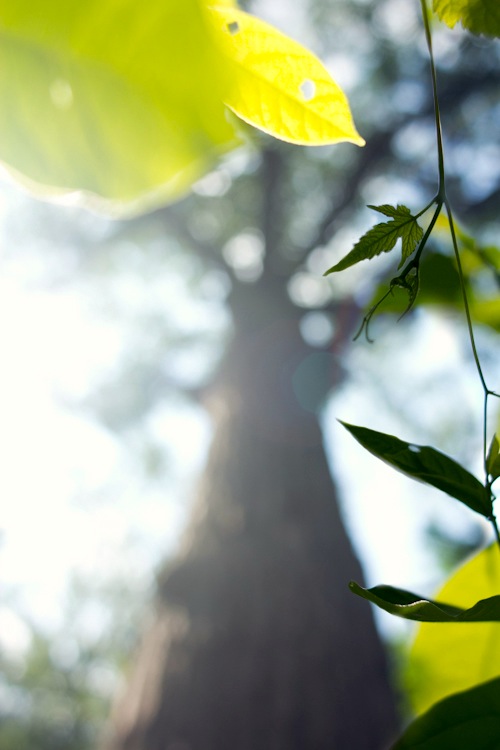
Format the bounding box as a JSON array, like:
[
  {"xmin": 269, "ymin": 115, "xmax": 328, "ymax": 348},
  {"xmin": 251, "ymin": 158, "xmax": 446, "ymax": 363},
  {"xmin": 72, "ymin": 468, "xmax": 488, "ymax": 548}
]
[
  {"xmin": 103, "ymin": 149, "xmax": 399, "ymax": 749},
  {"xmin": 104, "ymin": 294, "xmax": 398, "ymax": 749}
]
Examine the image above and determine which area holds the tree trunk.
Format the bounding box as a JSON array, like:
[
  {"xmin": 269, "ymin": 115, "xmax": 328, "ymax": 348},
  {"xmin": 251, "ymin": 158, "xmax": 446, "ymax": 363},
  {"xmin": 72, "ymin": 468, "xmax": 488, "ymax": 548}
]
[{"xmin": 104, "ymin": 278, "xmax": 399, "ymax": 749}]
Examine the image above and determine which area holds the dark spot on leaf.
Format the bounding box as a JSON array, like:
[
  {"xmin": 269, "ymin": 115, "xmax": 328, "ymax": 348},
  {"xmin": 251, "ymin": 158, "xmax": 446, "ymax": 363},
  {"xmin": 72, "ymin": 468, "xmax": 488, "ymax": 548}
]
[{"xmin": 227, "ymin": 21, "xmax": 239, "ymax": 35}]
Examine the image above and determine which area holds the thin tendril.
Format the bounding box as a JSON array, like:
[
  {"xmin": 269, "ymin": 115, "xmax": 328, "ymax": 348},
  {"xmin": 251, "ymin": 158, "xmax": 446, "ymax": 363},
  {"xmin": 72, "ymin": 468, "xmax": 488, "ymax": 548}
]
[{"xmin": 421, "ymin": 0, "xmax": 499, "ymax": 548}]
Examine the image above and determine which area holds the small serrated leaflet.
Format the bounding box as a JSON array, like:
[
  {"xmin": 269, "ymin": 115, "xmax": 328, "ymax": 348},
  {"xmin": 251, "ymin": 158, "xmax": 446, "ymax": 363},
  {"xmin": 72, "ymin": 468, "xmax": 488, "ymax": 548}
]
[
  {"xmin": 324, "ymin": 204, "xmax": 423, "ymax": 275},
  {"xmin": 368, "ymin": 203, "xmax": 411, "ymax": 219}
]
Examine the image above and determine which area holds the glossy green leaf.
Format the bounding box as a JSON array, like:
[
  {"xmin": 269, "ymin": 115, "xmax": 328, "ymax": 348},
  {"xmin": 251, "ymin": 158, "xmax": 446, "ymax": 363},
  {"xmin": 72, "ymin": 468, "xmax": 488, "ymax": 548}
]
[
  {"xmin": 210, "ymin": 7, "xmax": 364, "ymax": 146},
  {"xmin": 433, "ymin": 0, "xmax": 500, "ymax": 38},
  {"xmin": 350, "ymin": 581, "xmax": 500, "ymax": 622},
  {"xmin": 0, "ymin": 0, "xmax": 237, "ymax": 215},
  {"xmin": 394, "ymin": 676, "xmax": 500, "ymax": 749},
  {"xmin": 408, "ymin": 545, "xmax": 500, "ymax": 716},
  {"xmin": 324, "ymin": 205, "xmax": 422, "ymax": 275},
  {"xmin": 340, "ymin": 422, "xmax": 491, "ymax": 517}
]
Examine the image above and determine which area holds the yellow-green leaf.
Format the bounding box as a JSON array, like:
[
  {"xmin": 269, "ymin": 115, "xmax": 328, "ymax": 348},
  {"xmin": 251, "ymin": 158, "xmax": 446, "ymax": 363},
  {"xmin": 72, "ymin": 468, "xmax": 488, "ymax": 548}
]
[
  {"xmin": 433, "ymin": 0, "xmax": 500, "ymax": 38},
  {"xmin": 209, "ymin": 7, "xmax": 364, "ymax": 147},
  {"xmin": 0, "ymin": 0, "xmax": 236, "ymax": 215},
  {"xmin": 407, "ymin": 545, "xmax": 500, "ymax": 716}
]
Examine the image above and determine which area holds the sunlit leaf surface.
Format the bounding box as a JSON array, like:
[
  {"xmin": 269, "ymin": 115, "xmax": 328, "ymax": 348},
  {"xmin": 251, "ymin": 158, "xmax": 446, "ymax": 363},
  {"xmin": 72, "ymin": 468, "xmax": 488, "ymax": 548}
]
[
  {"xmin": 408, "ymin": 545, "xmax": 500, "ymax": 715},
  {"xmin": 0, "ymin": 0, "xmax": 235, "ymax": 215},
  {"xmin": 434, "ymin": 0, "xmax": 500, "ymax": 38},
  {"xmin": 210, "ymin": 7, "xmax": 364, "ymax": 146}
]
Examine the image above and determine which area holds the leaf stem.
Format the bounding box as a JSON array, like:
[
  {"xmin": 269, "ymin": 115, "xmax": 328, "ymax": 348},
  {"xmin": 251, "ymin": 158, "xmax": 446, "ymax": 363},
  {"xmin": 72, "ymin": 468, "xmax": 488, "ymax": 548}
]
[
  {"xmin": 420, "ymin": 0, "xmax": 499, "ymax": 550},
  {"xmin": 445, "ymin": 201, "xmax": 489, "ymax": 394},
  {"xmin": 420, "ymin": 0, "xmax": 446, "ymax": 197},
  {"xmin": 490, "ymin": 515, "xmax": 500, "ymax": 552},
  {"xmin": 413, "ymin": 201, "xmax": 442, "ymax": 266}
]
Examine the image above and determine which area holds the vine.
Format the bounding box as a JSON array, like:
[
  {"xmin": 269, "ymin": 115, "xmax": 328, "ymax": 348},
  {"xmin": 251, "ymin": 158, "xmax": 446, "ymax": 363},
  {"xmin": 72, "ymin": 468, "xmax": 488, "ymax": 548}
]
[{"xmin": 326, "ymin": 0, "xmax": 500, "ymax": 746}]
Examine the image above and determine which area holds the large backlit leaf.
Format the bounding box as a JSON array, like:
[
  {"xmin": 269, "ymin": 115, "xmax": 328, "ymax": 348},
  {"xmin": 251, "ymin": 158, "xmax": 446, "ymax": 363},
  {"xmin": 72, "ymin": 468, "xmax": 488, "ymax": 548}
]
[
  {"xmin": 433, "ymin": 0, "xmax": 500, "ymax": 38},
  {"xmin": 209, "ymin": 7, "xmax": 364, "ymax": 146},
  {"xmin": 350, "ymin": 581, "xmax": 500, "ymax": 622},
  {"xmin": 394, "ymin": 677, "xmax": 500, "ymax": 749},
  {"xmin": 340, "ymin": 422, "xmax": 491, "ymax": 517},
  {"xmin": 0, "ymin": 0, "xmax": 235, "ymax": 215},
  {"xmin": 408, "ymin": 545, "xmax": 500, "ymax": 715}
]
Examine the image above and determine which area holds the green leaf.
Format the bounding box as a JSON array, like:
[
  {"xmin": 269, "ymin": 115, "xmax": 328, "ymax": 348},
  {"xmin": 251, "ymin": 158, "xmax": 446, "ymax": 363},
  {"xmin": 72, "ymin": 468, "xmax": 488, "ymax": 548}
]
[
  {"xmin": 393, "ymin": 676, "xmax": 500, "ymax": 749},
  {"xmin": 349, "ymin": 581, "xmax": 500, "ymax": 622},
  {"xmin": 486, "ymin": 434, "xmax": 500, "ymax": 481},
  {"xmin": 408, "ymin": 545, "xmax": 500, "ymax": 716},
  {"xmin": 370, "ymin": 204, "xmax": 424, "ymax": 267},
  {"xmin": 210, "ymin": 7, "xmax": 364, "ymax": 147},
  {"xmin": 324, "ymin": 204, "xmax": 423, "ymax": 275},
  {"xmin": 433, "ymin": 0, "xmax": 500, "ymax": 39},
  {"xmin": 340, "ymin": 421, "xmax": 491, "ymax": 517},
  {"xmin": 0, "ymin": 0, "xmax": 236, "ymax": 215}
]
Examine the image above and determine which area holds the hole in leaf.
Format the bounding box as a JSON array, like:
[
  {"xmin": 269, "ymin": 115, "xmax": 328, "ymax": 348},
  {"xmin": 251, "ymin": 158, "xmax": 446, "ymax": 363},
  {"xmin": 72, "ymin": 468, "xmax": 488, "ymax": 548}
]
[
  {"xmin": 49, "ymin": 79, "xmax": 73, "ymax": 110},
  {"xmin": 408, "ymin": 444, "xmax": 421, "ymax": 454},
  {"xmin": 227, "ymin": 21, "xmax": 240, "ymax": 35},
  {"xmin": 299, "ymin": 79, "xmax": 316, "ymax": 101}
]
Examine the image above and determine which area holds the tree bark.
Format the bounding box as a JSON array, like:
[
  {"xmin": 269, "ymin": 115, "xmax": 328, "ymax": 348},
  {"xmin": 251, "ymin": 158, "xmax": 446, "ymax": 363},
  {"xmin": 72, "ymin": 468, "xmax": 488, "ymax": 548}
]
[{"xmin": 104, "ymin": 279, "xmax": 399, "ymax": 750}]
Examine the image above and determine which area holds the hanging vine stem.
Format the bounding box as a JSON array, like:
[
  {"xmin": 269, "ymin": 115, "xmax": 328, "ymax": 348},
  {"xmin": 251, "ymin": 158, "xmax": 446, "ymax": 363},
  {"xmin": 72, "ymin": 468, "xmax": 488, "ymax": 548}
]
[{"xmin": 420, "ymin": 0, "xmax": 500, "ymax": 545}]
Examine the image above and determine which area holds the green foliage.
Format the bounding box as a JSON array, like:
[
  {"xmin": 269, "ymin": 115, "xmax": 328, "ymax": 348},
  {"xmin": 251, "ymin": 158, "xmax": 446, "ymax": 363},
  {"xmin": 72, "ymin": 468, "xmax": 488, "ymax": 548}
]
[
  {"xmin": 0, "ymin": 0, "xmax": 362, "ymax": 215},
  {"xmin": 0, "ymin": 575, "xmax": 144, "ymax": 750},
  {"xmin": 324, "ymin": 204, "xmax": 423, "ymax": 275},
  {"xmin": 393, "ymin": 676, "xmax": 500, "ymax": 749},
  {"xmin": 340, "ymin": 422, "xmax": 492, "ymax": 517},
  {"xmin": 433, "ymin": 0, "xmax": 500, "ymax": 38},
  {"xmin": 1, "ymin": 0, "xmax": 499, "ymax": 746},
  {"xmin": 349, "ymin": 582, "xmax": 500, "ymax": 623},
  {"xmin": 210, "ymin": 6, "xmax": 364, "ymax": 147},
  {"xmin": 0, "ymin": 0, "xmax": 234, "ymax": 214},
  {"xmin": 407, "ymin": 545, "xmax": 500, "ymax": 716},
  {"xmin": 331, "ymin": 2, "xmax": 500, "ymax": 745}
]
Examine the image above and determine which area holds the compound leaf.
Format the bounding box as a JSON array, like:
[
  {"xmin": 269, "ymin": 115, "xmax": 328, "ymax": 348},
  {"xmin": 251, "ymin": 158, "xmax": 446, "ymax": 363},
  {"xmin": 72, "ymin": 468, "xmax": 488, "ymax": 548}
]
[
  {"xmin": 433, "ymin": 0, "xmax": 500, "ymax": 38},
  {"xmin": 325, "ymin": 204, "xmax": 422, "ymax": 275},
  {"xmin": 340, "ymin": 421, "xmax": 492, "ymax": 517}
]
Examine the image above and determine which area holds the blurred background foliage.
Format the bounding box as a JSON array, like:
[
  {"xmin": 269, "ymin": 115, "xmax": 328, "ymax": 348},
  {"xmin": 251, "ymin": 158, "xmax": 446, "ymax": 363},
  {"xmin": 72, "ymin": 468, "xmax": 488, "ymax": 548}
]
[{"xmin": 0, "ymin": 0, "xmax": 499, "ymax": 747}]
